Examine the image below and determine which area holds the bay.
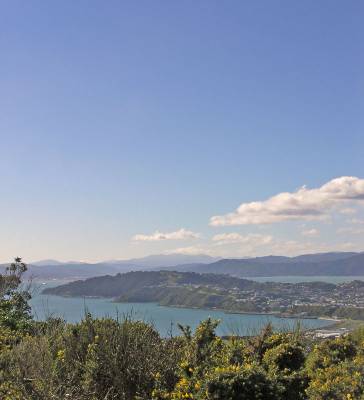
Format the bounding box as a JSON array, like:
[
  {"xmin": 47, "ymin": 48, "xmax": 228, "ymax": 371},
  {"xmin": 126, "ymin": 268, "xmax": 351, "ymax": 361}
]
[{"xmin": 29, "ymin": 280, "xmax": 335, "ymax": 337}]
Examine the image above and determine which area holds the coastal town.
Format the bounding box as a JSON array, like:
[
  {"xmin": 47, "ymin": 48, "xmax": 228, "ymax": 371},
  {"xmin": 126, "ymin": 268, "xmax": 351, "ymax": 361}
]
[{"xmin": 228, "ymin": 280, "xmax": 364, "ymax": 316}]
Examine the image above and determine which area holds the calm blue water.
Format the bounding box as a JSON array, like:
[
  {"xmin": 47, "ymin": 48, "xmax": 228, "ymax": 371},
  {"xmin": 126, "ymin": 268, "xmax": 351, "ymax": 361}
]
[{"xmin": 29, "ymin": 281, "xmax": 335, "ymax": 337}]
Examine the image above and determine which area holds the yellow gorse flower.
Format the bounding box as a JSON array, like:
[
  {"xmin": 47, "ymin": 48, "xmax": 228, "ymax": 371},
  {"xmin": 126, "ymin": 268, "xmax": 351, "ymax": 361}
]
[{"xmin": 56, "ymin": 349, "xmax": 65, "ymax": 362}]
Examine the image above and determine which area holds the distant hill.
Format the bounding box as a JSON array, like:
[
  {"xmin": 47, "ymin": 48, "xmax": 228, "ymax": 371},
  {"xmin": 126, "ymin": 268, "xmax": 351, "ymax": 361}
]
[
  {"xmin": 0, "ymin": 262, "xmax": 126, "ymax": 281},
  {"xmin": 31, "ymin": 259, "xmax": 67, "ymax": 266},
  {"xmin": 99, "ymin": 254, "xmax": 220, "ymax": 268},
  {"xmin": 0, "ymin": 254, "xmax": 220, "ymax": 281},
  {"xmin": 163, "ymin": 252, "xmax": 364, "ymax": 277},
  {"xmin": 2, "ymin": 251, "xmax": 363, "ymax": 281},
  {"xmin": 290, "ymin": 252, "xmax": 359, "ymax": 263},
  {"xmin": 43, "ymin": 270, "xmax": 260, "ymax": 298}
]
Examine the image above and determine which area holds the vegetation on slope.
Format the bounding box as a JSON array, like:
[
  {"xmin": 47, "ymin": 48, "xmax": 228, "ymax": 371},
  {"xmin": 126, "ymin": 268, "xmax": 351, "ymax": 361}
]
[{"xmin": 43, "ymin": 271, "xmax": 260, "ymax": 297}]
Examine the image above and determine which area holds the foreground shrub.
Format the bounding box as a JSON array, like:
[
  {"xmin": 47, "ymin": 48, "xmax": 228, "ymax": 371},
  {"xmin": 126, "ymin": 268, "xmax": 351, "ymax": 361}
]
[
  {"xmin": 306, "ymin": 356, "xmax": 364, "ymax": 399},
  {"xmin": 205, "ymin": 364, "xmax": 279, "ymax": 400},
  {"xmin": 263, "ymin": 341, "xmax": 308, "ymax": 400},
  {"xmin": 2, "ymin": 315, "xmax": 182, "ymax": 400},
  {"xmin": 306, "ymin": 336, "xmax": 357, "ymax": 377},
  {"xmin": 263, "ymin": 342, "xmax": 305, "ymax": 372}
]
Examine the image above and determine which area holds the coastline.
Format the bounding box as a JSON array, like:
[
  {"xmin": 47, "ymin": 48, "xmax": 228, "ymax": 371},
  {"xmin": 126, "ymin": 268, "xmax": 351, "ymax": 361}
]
[
  {"xmin": 41, "ymin": 292, "xmax": 341, "ymax": 326},
  {"xmin": 156, "ymin": 302, "xmax": 339, "ymax": 325},
  {"xmin": 35, "ymin": 292, "xmax": 356, "ymax": 333}
]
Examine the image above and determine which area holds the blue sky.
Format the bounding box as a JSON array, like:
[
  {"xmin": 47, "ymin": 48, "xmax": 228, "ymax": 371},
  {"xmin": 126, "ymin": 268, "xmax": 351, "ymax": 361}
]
[{"xmin": 1, "ymin": 1, "xmax": 363, "ymax": 262}]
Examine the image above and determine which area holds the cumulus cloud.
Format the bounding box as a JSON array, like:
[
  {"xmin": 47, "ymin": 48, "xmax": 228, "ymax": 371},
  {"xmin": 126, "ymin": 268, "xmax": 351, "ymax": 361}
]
[
  {"xmin": 132, "ymin": 228, "xmax": 200, "ymax": 242},
  {"xmin": 210, "ymin": 176, "xmax": 364, "ymax": 226},
  {"xmin": 212, "ymin": 233, "xmax": 273, "ymax": 246},
  {"xmin": 301, "ymin": 228, "xmax": 319, "ymax": 237}
]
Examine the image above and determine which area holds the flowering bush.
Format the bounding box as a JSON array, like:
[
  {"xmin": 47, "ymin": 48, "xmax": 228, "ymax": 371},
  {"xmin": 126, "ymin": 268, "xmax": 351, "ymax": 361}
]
[{"xmin": 205, "ymin": 364, "xmax": 279, "ymax": 400}]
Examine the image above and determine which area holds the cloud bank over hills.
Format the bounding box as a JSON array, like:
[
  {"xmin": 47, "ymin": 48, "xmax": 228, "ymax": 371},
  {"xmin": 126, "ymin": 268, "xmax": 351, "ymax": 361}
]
[
  {"xmin": 131, "ymin": 176, "xmax": 364, "ymax": 259},
  {"xmin": 3, "ymin": 177, "xmax": 363, "ymax": 263}
]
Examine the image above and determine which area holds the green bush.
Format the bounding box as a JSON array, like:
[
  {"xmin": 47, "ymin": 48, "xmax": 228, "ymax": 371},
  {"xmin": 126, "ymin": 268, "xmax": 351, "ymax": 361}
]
[
  {"xmin": 14, "ymin": 316, "xmax": 181, "ymax": 400},
  {"xmin": 263, "ymin": 342, "xmax": 305, "ymax": 372},
  {"xmin": 306, "ymin": 357, "xmax": 364, "ymax": 399},
  {"xmin": 205, "ymin": 364, "xmax": 279, "ymax": 400},
  {"xmin": 306, "ymin": 336, "xmax": 357, "ymax": 375}
]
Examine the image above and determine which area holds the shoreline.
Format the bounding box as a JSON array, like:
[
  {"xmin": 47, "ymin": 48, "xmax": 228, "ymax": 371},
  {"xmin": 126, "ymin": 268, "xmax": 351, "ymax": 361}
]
[
  {"xmin": 156, "ymin": 302, "xmax": 340, "ymax": 325},
  {"xmin": 42, "ymin": 293, "xmax": 339, "ymax": 326}
]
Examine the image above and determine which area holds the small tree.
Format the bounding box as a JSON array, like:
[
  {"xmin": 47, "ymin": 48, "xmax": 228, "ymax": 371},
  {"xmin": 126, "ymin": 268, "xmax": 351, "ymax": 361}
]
[{"xmin": 0, "ymin": 257, "xmax": 32, "ymax": 332}]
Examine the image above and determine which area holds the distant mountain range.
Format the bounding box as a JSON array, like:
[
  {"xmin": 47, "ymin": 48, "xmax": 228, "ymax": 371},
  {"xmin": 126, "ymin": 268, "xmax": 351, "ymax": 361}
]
[
  {"xmin": 0, "ymin": 254, "xmax": 220, "ymax": 281},
  {"xmin": 98, "ymin": 253, "xmax": 220, "ymax": 268},
  {"xmin": 1, "ymin": 251, "xmax": 363, "ymax": 281},
  {"xmin": 163, "ymin": 252, "xmax": 364, "ymax": 277},
  {"xmin": 31, "ymin": 259, "xmax": 88, "ymax": 266}
]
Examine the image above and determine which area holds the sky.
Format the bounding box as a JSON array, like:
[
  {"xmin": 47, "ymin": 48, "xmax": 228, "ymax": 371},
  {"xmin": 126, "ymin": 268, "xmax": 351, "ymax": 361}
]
[{"xmin": 0, "ymin": 0, "xmax": 363, "ymax": 263}]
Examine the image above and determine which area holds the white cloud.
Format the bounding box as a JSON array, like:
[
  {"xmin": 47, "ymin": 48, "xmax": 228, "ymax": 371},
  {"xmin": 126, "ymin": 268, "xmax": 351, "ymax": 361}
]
[
  {"xmin": 301, "ymin": 228, "xmax": 319, "ymax": 237},
  {"xmin": 339, "ymin": 208, "xmax": 357, "ymax": 215},
  {"xmin": 210, "ymin": 176, "xmax": 364, "ymax": 226},
  {"xmin": 132, "ymin": 228, "xmax": 200, "ymax": 242},
  {"xmin": 165, "ymin": 234, "xmax": 274, "ymax": 257},
  {"xmin": 212, "ymin": 233, "xmax": 273, "ymax": 246},
  {"xmin": 164, "ymin": 246, "xmax": 212, "ymax": 256},
  {"xmin": 336, "ymin": 227, "xmax": 364, "ymax": 235}
]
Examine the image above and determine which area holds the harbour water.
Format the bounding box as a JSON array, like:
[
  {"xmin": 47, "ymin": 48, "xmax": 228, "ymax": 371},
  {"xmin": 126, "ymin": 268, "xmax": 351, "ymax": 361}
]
[{"xmin": 29, "ymin": 280, "xmax": 336, "ymax": 337}]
